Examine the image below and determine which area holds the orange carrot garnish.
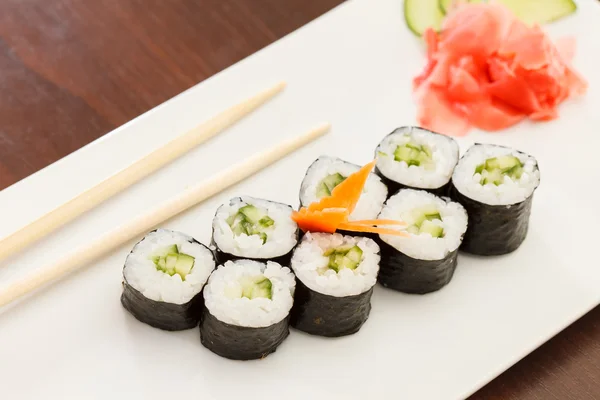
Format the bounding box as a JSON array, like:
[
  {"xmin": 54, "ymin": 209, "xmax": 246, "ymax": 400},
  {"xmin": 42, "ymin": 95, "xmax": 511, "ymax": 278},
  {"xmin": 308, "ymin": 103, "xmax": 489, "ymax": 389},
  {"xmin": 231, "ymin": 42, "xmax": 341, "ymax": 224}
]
[{"xmin": 291, "ymin": 160, "xmax": 408, "ymax": 237}]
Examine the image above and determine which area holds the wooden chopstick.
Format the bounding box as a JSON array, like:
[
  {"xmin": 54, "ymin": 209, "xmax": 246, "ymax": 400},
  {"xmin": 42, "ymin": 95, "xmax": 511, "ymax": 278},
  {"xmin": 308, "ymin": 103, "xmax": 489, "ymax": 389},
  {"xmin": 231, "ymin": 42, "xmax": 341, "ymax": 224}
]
[
  {"xmin": 0, "ymin": 81, "xmax": 287, "ymax": 264},
  {"xmin": 0, "ymin": 123, "xmax": 330, "ymax": 308}
]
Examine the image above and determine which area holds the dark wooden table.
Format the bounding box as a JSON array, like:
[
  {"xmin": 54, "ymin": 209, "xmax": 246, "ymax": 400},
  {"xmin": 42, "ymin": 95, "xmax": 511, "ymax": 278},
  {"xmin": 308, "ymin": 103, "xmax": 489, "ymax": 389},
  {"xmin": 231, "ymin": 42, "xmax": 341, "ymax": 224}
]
[{"xmin": 1, "ymin": 1, "xmax": 599, "ymax": 398}]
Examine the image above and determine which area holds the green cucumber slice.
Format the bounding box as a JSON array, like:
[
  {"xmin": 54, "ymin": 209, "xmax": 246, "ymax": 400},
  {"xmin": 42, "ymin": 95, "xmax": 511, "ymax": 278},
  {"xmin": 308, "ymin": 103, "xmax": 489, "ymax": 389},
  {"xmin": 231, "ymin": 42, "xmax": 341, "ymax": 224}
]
[
  {"xmin": 345, "ymin": 246, "xmax": 363, "ymax": 263},
  {"xmin": 424, "ymin": 212, "xmax": 442, "ymax": 221},
  {"xmin": 150, "ymin": 244, "xmax": 179, "ymax": 262},
  {"xmin": 496, "ymin": 0, "xmax": 576, "ymax": 25},
  {"xmin": 394, "ymin": 142, "xmax": 434, "ymax": 168},
  {"xmin": 405, "ymin": 143, "xmax": 423, "ymax": 151},
  {"xmin": 325, "ymin": 245, "xmax": 363, "ymax": 272},
  {"xmin": 405, "ymin": 205, "xmax": 440, "ymax": 227},
  {"xmin": 257, "ymin": 232, "xmax": 268, "ymax": 245},
  {"xmin": 438, "ymin": 0, "xmax": 484, "ymax": 14},
  {"xmin": 165, "ymin": 254, "xmax": 178, "ymax": 276},
  {"xmin": 241, "ymin": 276, "xmax": 273, "ymax": 300},
  {"xmin": 228, "ymin": 205, "xmax": 273, "ymax": 242},
  {"xmin": 503, "ymin": 165, "xmax": 523, "ymax": 177},
  {"xmin": 150, "ymin": 244, "xmax": 195, "ymax": 279},
  {"xmin": 259, "ymin": 216, "xmax": 274, "ymax": 228},
  {"xmin": 476, "ymin": 155, "xmax": 523, "ymax": 185},
  {"xmin": 174, "ymin": 254, "xmax": 195, "ymax": 277},
  {"xmin": 405, "ymin": 0, "xmax": 445, "ymax": 36},
  {"xmin": 420, "ymin": 220, "xmax": 445, "ymax": 238},
  {"xmin": 239, "ymin": 205, "xmax": 264, "ymax": 224},
  {"xmin": 487, "ymin": 156, "xmax": 520, "ymax": 170},
  {"xmin": 438, "ymin": 0, "xmax": 453, "ymax": 13},
  {"xmin": 394, "ymin": 145, "xmax": 416, "ymax": 162},
  {"xmin": 241, "ymin": 219, "xmax": 254, "ymax": 234},
  {"xmin": 407, "ymin": 226, "xmax": 420, "ymax": 235},
  {"xmin": 403, "ymin": 206, "xmax": 444, "ymax": 237},
  {"xmin": 316, "ymin": 173, "xmax": 346, "ymax": 198}
]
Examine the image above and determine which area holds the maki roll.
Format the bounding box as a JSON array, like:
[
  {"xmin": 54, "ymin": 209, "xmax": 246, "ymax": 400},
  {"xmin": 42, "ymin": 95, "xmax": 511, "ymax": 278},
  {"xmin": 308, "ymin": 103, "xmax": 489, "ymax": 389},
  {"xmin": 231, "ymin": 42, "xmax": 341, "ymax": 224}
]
[
  {"xmin": 290, "ymin": 232, "xmax": 380, "ymax": 337},
  {"xmin": 200, "ymin": 259, "xmax": 295, "ymax": 360},
  {"xmin": 377, "ymin": 189, "xmax": 468, "ymax": 294},
  {"xmin": 211, "ymin": 196, "xmax": 299, "ymax": 265},
  {"xmin": 374, "ymin": 126, "xmax": 459, "ymax": 196},
  {"xmin": 121, "ymin": 229, "xmax": 216, "ymax": 330},
  {"xmin": 299, "ymin": 156, "xmax": 388, "ymax": 220},
  {"xmin": 449, "ymin": 143, "xmax": 540, "ymax": 256}
]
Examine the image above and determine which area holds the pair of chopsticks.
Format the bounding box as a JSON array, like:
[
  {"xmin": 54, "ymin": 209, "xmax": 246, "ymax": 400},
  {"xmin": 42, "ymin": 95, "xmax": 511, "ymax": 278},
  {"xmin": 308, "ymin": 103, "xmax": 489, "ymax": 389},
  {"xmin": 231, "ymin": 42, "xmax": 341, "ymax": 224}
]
[{"xmin": 0, "ymin": 82, "xmax": 330, "ymax": 308}]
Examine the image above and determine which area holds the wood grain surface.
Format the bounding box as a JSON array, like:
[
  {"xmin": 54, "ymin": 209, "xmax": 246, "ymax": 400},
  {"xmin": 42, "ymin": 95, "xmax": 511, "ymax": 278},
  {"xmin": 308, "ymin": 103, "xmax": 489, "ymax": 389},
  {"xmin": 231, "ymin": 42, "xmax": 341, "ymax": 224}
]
[{"xmin": 1, "ymin": 0, "xmax": 598, "ymax": 398}]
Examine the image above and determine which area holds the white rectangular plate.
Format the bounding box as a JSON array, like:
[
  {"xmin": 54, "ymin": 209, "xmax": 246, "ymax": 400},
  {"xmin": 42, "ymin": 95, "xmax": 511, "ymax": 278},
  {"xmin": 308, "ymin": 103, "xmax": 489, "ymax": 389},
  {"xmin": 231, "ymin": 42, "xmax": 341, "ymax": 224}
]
[{"xmin": 2, "ymin": 1, "xmax": 600, "ymax": 399}]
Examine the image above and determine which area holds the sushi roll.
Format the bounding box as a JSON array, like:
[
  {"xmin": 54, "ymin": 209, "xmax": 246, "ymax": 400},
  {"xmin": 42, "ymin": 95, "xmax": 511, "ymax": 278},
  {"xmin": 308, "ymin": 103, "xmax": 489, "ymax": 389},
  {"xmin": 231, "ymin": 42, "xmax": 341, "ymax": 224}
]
[
  {"xmin": 449, "ymin": 143, "xmax": 540, "ymax": 255},
  {"xmin": 374, "ymin": 126, "xmax": 459, "ymax": 196},
  {"xmin": 299, "ymin": 156, "xmax": 388, "ymax": 220},
  {"xmin": 290, "ymin": 232, "xmax": 380, "ymax": 337},
  {"xmin": 211, "ymin": 196, "xmax": 299, "ymax": 265},
  {"xmin": 121, "ymin": 229, "xmax": 216, "ymax": 331},
  {"xmin": 200, "ymin": 259, "xmax": 295, "ymax": 360},
  {"xmin": 377, "ymin": 189, "xmax": 468, "ymax": 294}
]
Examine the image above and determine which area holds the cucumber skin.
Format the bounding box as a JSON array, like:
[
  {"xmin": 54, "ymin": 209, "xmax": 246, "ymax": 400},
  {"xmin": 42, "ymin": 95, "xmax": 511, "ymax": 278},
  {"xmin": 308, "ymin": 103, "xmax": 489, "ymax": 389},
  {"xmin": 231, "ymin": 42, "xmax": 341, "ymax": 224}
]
[
  {"xmin": 377, "ymin": 239, "xmax": 458, "ymax": 294},
  {"xmin": 448, "ymin": 181, "xmax": 533, "ymax": 256},
  {"xmin": 290, "ymin": 278, "xmax": 374, "ymax": 337},
  {"xmin": 200, "ymin": 306, "xmax": 290, "ymax": 360}
]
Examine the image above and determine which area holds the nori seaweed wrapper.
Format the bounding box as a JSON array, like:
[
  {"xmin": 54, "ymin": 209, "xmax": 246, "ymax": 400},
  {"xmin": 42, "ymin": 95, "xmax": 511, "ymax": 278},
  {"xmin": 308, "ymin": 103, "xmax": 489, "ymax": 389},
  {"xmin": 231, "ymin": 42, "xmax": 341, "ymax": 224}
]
[
  {"xmin": 199, "ymin": 306, "xmax": 290, "ymax": 360},
  {"xmin": 448, "ymin": 182, "xmax": 534, "ymax": 256},
  {"xmin": 376, "ymin": 238, "xmax": 458, "ymax": 294},
  {"xmin": 211, "ymin": 197, "xmax": 299, "ymax": 267},
  {"xmin": 120, "ymin": 230, "xmax": 215, "ymax": 331},
  {"xmin": 373, "ymin": 127, "xmax": 459, "ymax": 198},
  {"xmin": 290, "ymin": 278, "xmax": 374, "ymax": 337},
  {"xmin": 121, "ymin": 281, "xmax": 205, "ymax": 331}
]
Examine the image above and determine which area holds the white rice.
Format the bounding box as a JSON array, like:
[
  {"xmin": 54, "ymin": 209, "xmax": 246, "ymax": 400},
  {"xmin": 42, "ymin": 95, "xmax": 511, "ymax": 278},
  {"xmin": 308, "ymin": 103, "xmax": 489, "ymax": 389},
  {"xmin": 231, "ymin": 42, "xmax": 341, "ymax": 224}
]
[
  {"xmin": 123, "ymin": 229, "xmax": 215, "ymax": 305},
  {"xmin": 290, "ymin": 232, "xmax": 380, "ymax": 297},
  {"xmin": 203, "ymin": 260, "xmax": 296, "ymax": 328},
  {"xmin": 300, "ymin": 156, "xmax": 388, "ymax": 220},
  {"xmin": 212, "ymin": 197, "xmax": 298, "ymax": 259},
  {"xmin": 378, "ymin": 189, "xmax": 468, "ymax": 260},
  {"xmin": 375, "ymin": 126, "xmax": 459, "ymax": 189},
  {"xmin": 452, "ymin": 144, "xmax": 540, "ymax": 206},
  {"xmin": 299, "ymin": 156, "xmax": 388, "ymax": 220}
]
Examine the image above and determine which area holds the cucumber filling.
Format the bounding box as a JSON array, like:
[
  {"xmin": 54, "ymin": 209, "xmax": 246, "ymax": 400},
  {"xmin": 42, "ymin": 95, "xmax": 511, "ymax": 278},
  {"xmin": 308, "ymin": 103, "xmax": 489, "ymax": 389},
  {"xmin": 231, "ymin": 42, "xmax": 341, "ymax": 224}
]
[
  {"xmin": 475, "ymin": 155, "xmax": 523, "ymax": 186},
  {"xmin": 226, "ymin": 205, "xmax": 274, "ymax": 244},
  {"xmin": 322, "ymin": 245, "xmax": 363, "ymax": 273},
  {"xmin": 316, "ymin": 173, "xmax": 346, "ymax": 198},
  {"xmin": 149, "ymin": 244, "xmax": 195, "ymax": 279},
  {"xmin": 394, "ymin": 141, "xmax": 434, "ymax": 169},
  {"xmin": 402, "ymin": 206, "xmax": 445, "ymax": 238},
  {"xmin": 224, "ymin": 275, "xmax": 273, "ymax": 300}
]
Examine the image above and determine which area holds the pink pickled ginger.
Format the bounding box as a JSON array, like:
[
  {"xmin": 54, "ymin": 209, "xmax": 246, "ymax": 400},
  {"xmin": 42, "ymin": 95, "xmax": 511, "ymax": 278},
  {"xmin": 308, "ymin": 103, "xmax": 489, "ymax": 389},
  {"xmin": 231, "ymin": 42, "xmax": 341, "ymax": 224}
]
[{"xmin": 413, "ymin": 1, "xmax": 587, "ymax": 136}]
